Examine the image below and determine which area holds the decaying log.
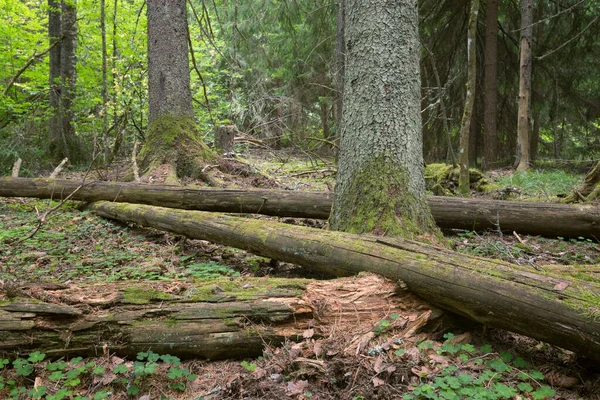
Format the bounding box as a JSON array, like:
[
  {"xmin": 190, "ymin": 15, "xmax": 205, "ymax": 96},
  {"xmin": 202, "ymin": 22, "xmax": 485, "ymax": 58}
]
[
  {"xmin": 85, "ymin": 201, "xmax": 600, "ymax": 359},
  {"xmin": 0, "ymin": 275, "xmax": 439, "ymax": 359},
  {"xmin": 1, "ymin": 177, "xmax": 600, "ymax": 237}
]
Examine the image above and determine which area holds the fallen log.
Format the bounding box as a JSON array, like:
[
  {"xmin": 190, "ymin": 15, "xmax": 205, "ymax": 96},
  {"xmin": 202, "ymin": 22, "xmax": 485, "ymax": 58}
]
[
  {"xmin": 84, "ymin": 201, "xmax": 600, "ymax": 359},
  {"xmin": 0, "ymin": 275, "xmax": 438, "ymax": 359},
  {"xmin": 1, "ymin": 177, "xmax": 599, "ymax": 237}
]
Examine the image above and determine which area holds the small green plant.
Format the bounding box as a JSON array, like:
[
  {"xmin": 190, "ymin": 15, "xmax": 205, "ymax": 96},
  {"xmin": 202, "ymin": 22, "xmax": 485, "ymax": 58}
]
[
  {"xmin": 401, "ymin": 334, "xmax": 557, "ymax": 400},
  {"xmin": 240, "ymin": 360, "xmax": 257, "ymax": 372},
  {"xmin": 185, "ymin": 261, "xmax": 241, "ymax": 279}
]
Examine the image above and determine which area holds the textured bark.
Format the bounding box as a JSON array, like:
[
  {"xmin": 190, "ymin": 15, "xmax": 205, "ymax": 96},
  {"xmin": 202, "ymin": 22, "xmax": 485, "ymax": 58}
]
[
  {"xmin": 516, "ymin": 0, "xmax": 533, "ymax": 172},
  {"xmin": 101, "ymin": 0, "xmax": 109, "ymax": 164},
  {"xmin": 141, "ymin": 0, "xmax": 213, "ymax": 180},
  {"xmin": 0, "ymin": 276, "xmax": 436, "ymax": 359},
  {"xmin": 215, "ymin": 125, "xmax": 236, "ymax": 154},
  {"xmin": 85, "ymin": 201, "xmax": 600, "ymax": 359},
  {"xmin": 331, "ymin": 0, "xmax": 438, "ymax": 238},
  {"xmin": 334, "ymin": 0, "xmax": 345, "ymax": 141},
  {"xmin": 2, "ymin": 177, "xmax": 600, "ymax": 238},
  {"xmin": 483, "ymin": 0, "xmax": 498, "ymax": 170},
  {"xmin": 48, "ymin": 0, "xmax": 65, "ymax": 160},
  {"xmin": 60, "ymin": 0, "xmax": 78, "ymax": 159},
  {"xmin": 458, "ymin": 0, "xmax": 479, "ymax": 196},
  {"xmin": 147, "ymin": 0, "xmax": 193, "ymax": 122}
]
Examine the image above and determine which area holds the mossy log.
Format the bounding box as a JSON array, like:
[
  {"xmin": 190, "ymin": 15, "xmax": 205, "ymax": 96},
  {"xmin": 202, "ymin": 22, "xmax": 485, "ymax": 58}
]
[
  {"xmin": 0, "ymin": 275, "xmax": 438, "ymax": 359},
  {"xmin": 1, "ymin": 177, "xmax": 600, "ymax": 238},
  {"xmin": 84, "ymin": 201, "xmax": 600, "ymax": 359}
]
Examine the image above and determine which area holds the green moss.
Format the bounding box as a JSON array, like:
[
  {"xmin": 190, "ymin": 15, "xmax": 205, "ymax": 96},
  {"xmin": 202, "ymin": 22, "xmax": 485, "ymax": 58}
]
[
  {"xmin": 187, "ymin": 277, "xmax": 309, "ymax": 302},
  {"xmin": 424, "ymin": 163, "xmax": 490, "ymax": 194},
  {"xmin": 122, "ymin": 287, "xmax": 175, "ymax": 305},
  {"xmin": 138, "ymin": 114, "xmax": 215, "ymax": 179},
  {"xmin": 332, "ymin": 155, "xmax": 441, "ymax": 241}
]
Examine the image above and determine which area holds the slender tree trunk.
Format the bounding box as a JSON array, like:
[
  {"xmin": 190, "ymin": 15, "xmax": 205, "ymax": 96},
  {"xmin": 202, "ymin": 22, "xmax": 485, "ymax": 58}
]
[
  {"xmin": 458, "ymin": 0, "xmax": 479, "ymax": 195},
  {"xmin": 483, "ymin": 0, "xmax": 498, "ymax": 170},
  {"xmin": 60, "ymin": 0, "xmax": 78, "ymax": 161},
  {"xmin": 516, "ymin": 0, "xmax": 533, "ymax": 172},
  {"xmin": 334, "ymin": 0, "xmax": 345, "ymax": 149},
  {"xmin": 101, "ymin": 0, "xmax": 109, "ymax": 164},
  {"xmin": 48, "ymin": 0, "xmax": 66, "ymax": 161},
  {"xmin": 331, "ymin": 0, "xmax": 439, "ymax": 239}
]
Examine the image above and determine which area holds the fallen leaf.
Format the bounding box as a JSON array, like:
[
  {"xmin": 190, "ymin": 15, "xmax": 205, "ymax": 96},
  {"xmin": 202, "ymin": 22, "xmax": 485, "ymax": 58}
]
[
  {"xmin": 372, "ymin": 377, "xmax": 385, "ymax": 387},
  {"xmin": 286, "ymin": 380, "xmax": 309, "ymax": 395},
  {"xmin": 303, "ymin": 328, "xmax": 314, "ymax": 339}
]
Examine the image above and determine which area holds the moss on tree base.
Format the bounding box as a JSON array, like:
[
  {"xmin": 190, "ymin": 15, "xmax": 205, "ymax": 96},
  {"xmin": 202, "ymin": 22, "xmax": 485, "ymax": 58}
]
[
  {"xmin": 331, "ymin": 155, "xmax": 442, "ymax": 242},
  {"xmin": 138, "ymin": 114, "xmax": 216, "ymax": 184}
]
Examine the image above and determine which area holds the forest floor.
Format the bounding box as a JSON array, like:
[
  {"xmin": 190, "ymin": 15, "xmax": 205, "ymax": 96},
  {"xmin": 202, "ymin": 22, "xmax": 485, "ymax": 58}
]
[{"xmin": 1, "ymin": 149, "xmax": 599, "ymax": 399}]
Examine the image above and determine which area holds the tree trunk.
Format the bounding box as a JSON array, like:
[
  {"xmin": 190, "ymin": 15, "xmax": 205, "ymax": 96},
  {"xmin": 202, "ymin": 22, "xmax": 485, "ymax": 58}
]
[
  {"xmin": 334, "ymin": 0, "xmax": 345, "ymax": 148},
  {"xmin": 48, "ymin": 0, "xmax": 66, "ymax": 161},
  {"xmin": 516, "ymin": 0, "xmax": 533, "ymax": 172},
  {"xmin": 84, "ymin": 201, "xmax": 600, "ymax": 359},
  {"xmin": 483, "ymin": 0, "xmax": 498, "ymax": 170},
  {"xmin": 141, "ymin": 0, "xmax": 214, "ymax": 183},
  {"xmin": 1, "ymin": 177, "xmax": 600, "ymax": 238},
  {"xmin": 214, "ymin": 125, "xmax": 236, "ymax": 154},
  {"xmin": 458, "ymin": 0, "xmax": 479, "ymax": 196},
  {"xmin": 60, "ymin": 0, "xmax": 79, "ymax": 162},
  {"xmin": 331, "ymin": 0, "xmax": 439, "ymax": 239},
  {"xmin": 101, "ymin": 0, "xmax": 109, "ymax": 164},
  {"xmin": 0, "ymin": 275, "xmax": 438, "ymax": 359}
]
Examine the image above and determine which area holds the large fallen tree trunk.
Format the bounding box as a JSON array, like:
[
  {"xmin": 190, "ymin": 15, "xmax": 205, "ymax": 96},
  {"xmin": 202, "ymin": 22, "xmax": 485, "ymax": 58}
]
[
  {"xmin": 84, "ymin": 201, "xmax": 600, "ymax": 359},
  {"xmin": 1, "ymin": 177, "xmax": 599, "ymax": 237},
  {"xmin": 0, "ymin": 275, "xmax": 438, "ymax": 359}
]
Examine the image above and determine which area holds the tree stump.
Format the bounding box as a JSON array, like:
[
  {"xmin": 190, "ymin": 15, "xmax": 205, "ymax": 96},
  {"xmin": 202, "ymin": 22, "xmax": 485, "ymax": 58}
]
[{"xmin": 214, "ymin": 125, "xmax": 236, "ymax": 155}]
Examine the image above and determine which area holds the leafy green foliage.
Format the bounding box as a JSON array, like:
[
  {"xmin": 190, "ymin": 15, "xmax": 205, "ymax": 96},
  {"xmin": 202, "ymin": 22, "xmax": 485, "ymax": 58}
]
[
  {"xmin": 0, "ymin": 350, "xmax": 198, "ymax": 399},
  {"xmin": 401, "ymin": 335, "xmax": 557, "ymax": 400}
]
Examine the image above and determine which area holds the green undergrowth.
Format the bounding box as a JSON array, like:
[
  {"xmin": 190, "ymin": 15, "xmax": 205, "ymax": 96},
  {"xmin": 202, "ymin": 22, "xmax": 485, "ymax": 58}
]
[
  {"xmin": 0, "ymin": 199, "xmax": 248, "ymax": 283},
  {"xmin": 401, "ymin": 333, "xmax": 558, "ymax": 400},
  {"xmin": 450, "ymin": 230, "xmax": 600, "ymax": 266},
  {"xmin": 494, "ymin": 169, "xmax": 581, "ymax": 200},
  {"xmin": 0, "ymin": 350, "xmax": 197, "ymax": 399}
]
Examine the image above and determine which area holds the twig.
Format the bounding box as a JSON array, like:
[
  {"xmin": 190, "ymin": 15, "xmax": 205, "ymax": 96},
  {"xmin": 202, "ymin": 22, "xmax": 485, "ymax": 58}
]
[{"xmin": 290, "ymin": 168, "xmax": 337, "ymax": 178}]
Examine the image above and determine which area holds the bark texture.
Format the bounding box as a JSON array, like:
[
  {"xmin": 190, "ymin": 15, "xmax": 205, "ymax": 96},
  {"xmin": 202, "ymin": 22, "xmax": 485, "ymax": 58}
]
[
  {"xmin": 140, "ymin": 0, "xmax": 214, "ymax": 182},
  {"xmin": 147, "ymin": 0, "xmax": 193, "ymax": 122},
  {"xmin": 85, "ymin": 201, "xmax": 600, "ymax": 359},
  {"xmin": 48, "ymin": 0, "xmax": 65, "ymax": 160},
  {"xmin": 0, "ymin": 276, "xmax": 436, "ymax": 359},
  {"xmin": 516, "ymin": 0, "xmax": 533, "ymax": 172},
  {"xmin": 483, "ymin": 0, "xmax": 498, "ymax": 170},
  {"xmin": 331, "ymin": 0, "xmax": 438, "ymax": 238},
  {"xmin": 458, "ymin": 0, "xmax": 479, "ymax": 195},
  {"xmin": 1, "ymin": 177, "xmax": 600, "ymax": 238},
  {"xmin": 60, "ymin": 0, "xmax": 78, "ymax": 152}
]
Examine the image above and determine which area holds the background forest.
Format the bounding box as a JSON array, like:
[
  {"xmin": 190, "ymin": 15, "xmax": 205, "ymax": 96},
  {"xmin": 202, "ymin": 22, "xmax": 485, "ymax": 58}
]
[{"xmin": 1, "ymin": 0, "xmax": 599, "ymax": 175}]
